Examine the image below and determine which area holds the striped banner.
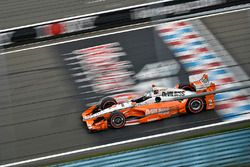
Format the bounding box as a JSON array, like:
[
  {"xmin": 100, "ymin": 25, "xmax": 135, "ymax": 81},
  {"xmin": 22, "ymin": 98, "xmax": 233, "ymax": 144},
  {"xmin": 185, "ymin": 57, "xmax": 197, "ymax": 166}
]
[
  {"xmin": 156, "ymin": 21, "xmax": 250, "ymax": 121},
  {"xmin": 62, "ymin": 42, "xmax": 137, "ymax": 106}
]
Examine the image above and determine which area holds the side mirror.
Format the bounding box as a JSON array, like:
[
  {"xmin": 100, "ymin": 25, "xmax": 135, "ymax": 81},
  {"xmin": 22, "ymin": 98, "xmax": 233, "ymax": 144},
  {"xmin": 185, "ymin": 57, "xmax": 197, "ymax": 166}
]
[{"xmin": 155, "ymin": 97, "xmax": 161, "ymax": 103}]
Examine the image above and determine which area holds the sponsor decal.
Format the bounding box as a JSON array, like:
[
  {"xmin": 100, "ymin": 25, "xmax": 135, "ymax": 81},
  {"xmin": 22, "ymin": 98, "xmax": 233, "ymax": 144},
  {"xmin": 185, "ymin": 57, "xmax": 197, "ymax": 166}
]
[
  {"xmin": 36, "ymin": 16, "xmax": 97, "ymax": 38},
  {"xmin": 64, "ymin": 16, "xmax": 97, "ymax": 33},
  {"xmin": 2, "ymin": 0, "xmax": 246, "ymax": 47},
  {"xmin": 131, "ymin": 0, "xmax": 226, "ymax": 20},
  {"xmin": 145, "ymin": 108, "xmax": 170, "ymax": 115},
  {"xmin": 162, "ymin": 91, "xmax": 185, "ymax": 97},
  {"xmin": 49, "ymin": 23, "xmax": 64, "ymax": 35}
]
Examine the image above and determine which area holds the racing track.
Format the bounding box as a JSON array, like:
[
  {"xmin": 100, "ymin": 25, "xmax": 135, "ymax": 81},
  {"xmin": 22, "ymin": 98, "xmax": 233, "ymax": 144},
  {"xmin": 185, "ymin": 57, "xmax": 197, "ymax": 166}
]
[
  {"xmin": 0, "ymin": 9, "xmax": 250, "ymax": 165},
  {"xmin": 0, "ymin": 0, "xmax": 156, "ymax": 29}
]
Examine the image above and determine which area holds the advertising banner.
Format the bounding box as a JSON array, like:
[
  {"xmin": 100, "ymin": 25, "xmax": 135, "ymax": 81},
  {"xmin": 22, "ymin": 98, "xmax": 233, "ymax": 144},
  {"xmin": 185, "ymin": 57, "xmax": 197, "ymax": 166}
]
[{"xmin": 1, "ymin": 0, "xmax": 249, "ymax": 48}]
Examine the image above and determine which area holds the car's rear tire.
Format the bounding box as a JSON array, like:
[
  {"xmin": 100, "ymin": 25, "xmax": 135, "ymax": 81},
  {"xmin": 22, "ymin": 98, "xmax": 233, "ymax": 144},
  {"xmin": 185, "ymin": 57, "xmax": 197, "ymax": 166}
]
[
  {"xmin": 187, "ymin": 97, "xmax": 205, "ymax": 114},
  {"xmin": 100, "ymin": 97, "xmax": 117, "ymax": 110},
  {"xmin": 109, "ymin": 111, "xmax": 126, "ymax": 129}
]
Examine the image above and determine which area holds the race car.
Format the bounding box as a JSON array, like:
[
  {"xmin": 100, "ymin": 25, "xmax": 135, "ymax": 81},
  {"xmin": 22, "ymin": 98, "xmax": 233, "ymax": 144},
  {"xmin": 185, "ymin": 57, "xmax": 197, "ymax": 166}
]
[{"xmin": 82, "ymin": 74, "xmax": 216, "ymax": 132}]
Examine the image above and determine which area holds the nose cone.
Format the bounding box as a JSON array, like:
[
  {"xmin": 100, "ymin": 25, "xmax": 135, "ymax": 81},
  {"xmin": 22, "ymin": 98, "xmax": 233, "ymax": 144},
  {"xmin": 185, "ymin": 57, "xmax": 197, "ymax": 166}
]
[{"xmin": 82, "ymin": 105, "xmax": 96, "ymax": 121}]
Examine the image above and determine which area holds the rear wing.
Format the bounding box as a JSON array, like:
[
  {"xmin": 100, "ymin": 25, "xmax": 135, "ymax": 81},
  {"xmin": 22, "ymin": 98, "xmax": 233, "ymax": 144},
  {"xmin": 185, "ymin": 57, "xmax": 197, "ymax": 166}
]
[
  {"xmin": 189, "ymin": 73, "xmax": 214, "ymax": 91},
  {"xmin": 189, "ymin": 73, "xmax": 208, "ymax": 83}
]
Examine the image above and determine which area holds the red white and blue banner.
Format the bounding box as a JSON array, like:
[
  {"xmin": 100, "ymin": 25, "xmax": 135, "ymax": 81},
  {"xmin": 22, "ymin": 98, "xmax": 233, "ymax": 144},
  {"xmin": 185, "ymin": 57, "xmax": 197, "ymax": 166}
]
[
  {"xmin": 1, "ymin": 0, "xmax": 249, "ymax": 48},
  {"xmin": 156, "ymin": 21, "xmax": 250, "ymax": 121}
]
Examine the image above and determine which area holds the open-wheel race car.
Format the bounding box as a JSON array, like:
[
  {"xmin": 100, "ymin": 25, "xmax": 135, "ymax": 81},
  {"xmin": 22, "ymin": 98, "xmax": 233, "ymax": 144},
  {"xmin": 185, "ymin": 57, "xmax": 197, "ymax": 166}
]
[{"xmin": 82, "ymin": 74, "xmax": 216, "ymax": 132}]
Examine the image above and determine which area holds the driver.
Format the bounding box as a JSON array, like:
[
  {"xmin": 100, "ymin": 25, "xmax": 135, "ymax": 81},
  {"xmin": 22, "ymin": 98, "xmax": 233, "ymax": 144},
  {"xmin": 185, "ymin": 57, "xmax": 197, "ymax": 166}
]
[{"xmin": 131, "ymin": 85, "xmax": 155, "ymax": 103}]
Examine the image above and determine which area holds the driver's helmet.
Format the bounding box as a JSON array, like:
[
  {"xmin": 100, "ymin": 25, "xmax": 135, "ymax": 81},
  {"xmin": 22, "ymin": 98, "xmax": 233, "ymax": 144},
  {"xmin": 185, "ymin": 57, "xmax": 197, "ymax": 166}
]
[
  {"xmin": 152, "ymin": 84, "xmax": 159, "ymax": 94},
  {"xmin": 153, "ymin": 90, "xmax": 159, "ymax": 94}
]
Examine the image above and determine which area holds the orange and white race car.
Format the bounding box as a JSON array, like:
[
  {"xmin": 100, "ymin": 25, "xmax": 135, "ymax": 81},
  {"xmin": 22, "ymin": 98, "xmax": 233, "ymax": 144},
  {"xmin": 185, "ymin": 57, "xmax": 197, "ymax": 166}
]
[{"xmin": 82, "ymin": 74, "xmax": 216, "ymax": 132}]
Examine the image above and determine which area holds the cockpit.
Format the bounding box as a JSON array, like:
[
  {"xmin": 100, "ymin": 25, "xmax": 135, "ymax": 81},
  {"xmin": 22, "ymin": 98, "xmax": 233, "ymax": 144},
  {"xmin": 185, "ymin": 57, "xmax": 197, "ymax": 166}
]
[
  {"xmin": 131, "ymin": 85, "xmax": 166, "ymax": 103},
  {"xmin": 131, "ymin": 90, "xmax": 153, "ymax": 103},
  {"xmin": 144, "ymin": 91, "xmax": 153, "ymax": 98}
]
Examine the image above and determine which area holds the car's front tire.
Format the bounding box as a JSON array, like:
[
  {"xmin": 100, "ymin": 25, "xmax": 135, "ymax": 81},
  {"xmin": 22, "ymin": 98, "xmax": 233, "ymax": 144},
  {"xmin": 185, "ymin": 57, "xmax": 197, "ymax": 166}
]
[{"xmin": 109, "ymin": 111, "xmax": 126, "ymax": 129}]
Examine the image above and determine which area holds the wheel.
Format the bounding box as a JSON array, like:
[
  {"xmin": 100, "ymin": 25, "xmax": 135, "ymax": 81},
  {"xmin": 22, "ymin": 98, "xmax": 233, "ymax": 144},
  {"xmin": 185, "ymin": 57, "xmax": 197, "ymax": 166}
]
[
  {"xmin": 109, "ymin": 111, "xmax": 126, "ymax": 129},
  {"xmin": 100, "ymin": 97, "xmax": 117, "ymax": 110},
  {"xmin": 187, "ymin": 97, "xmax": 205, "ymax": 114}
]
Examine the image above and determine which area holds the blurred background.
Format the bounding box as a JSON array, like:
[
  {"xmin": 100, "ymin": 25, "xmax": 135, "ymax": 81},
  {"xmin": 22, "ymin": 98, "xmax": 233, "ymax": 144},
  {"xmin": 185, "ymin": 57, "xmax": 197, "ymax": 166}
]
[{"xmin": 0, "ymin": 0, "xmax": 250, "ymax": 166}]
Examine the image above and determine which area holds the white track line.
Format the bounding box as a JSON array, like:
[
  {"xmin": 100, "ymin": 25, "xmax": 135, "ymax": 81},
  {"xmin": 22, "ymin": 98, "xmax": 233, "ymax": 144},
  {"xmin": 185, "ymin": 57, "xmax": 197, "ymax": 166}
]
[
  {"xmin": 1, "ymin": 7, "xmax": 249, "ymax": 55},
  {"xmin": 1, "ymin": 7, "xmax": 250, "ymax": 167},
  {"xmin": 1, "ymin": 119, "xmax": 240, "ymax": 167},
  {"xmin": 0, "ymin": 0, "xmax": 173, "ymax": 33},
  {"xmin": 1, "ymin": 25, "xmax": 153, "ymax": 55}
]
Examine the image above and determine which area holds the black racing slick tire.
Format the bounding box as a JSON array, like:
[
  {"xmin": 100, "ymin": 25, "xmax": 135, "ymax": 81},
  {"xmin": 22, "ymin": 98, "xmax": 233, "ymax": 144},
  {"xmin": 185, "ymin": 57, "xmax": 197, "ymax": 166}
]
[
  {"xmin": 187, "ymin": 97, "xmax": 205, "ymax": 114},
  {"xmin": 100, "ymin": 97, "xmax": 117, "ymax": 110},
  {"xmin": 109, "ymin": 111, "xmax": 126, "ymax": 129}
]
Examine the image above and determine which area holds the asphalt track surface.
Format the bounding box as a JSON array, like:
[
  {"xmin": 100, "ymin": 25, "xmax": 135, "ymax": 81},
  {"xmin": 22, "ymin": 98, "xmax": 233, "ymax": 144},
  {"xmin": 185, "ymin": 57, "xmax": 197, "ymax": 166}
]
[
  {"xmin": 0, "ymin": 0, "xmax": 157, "ymax": 29},
  {"xmin": 0, "ymin": 9, "xmax": 250, "ymax": 165}
]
